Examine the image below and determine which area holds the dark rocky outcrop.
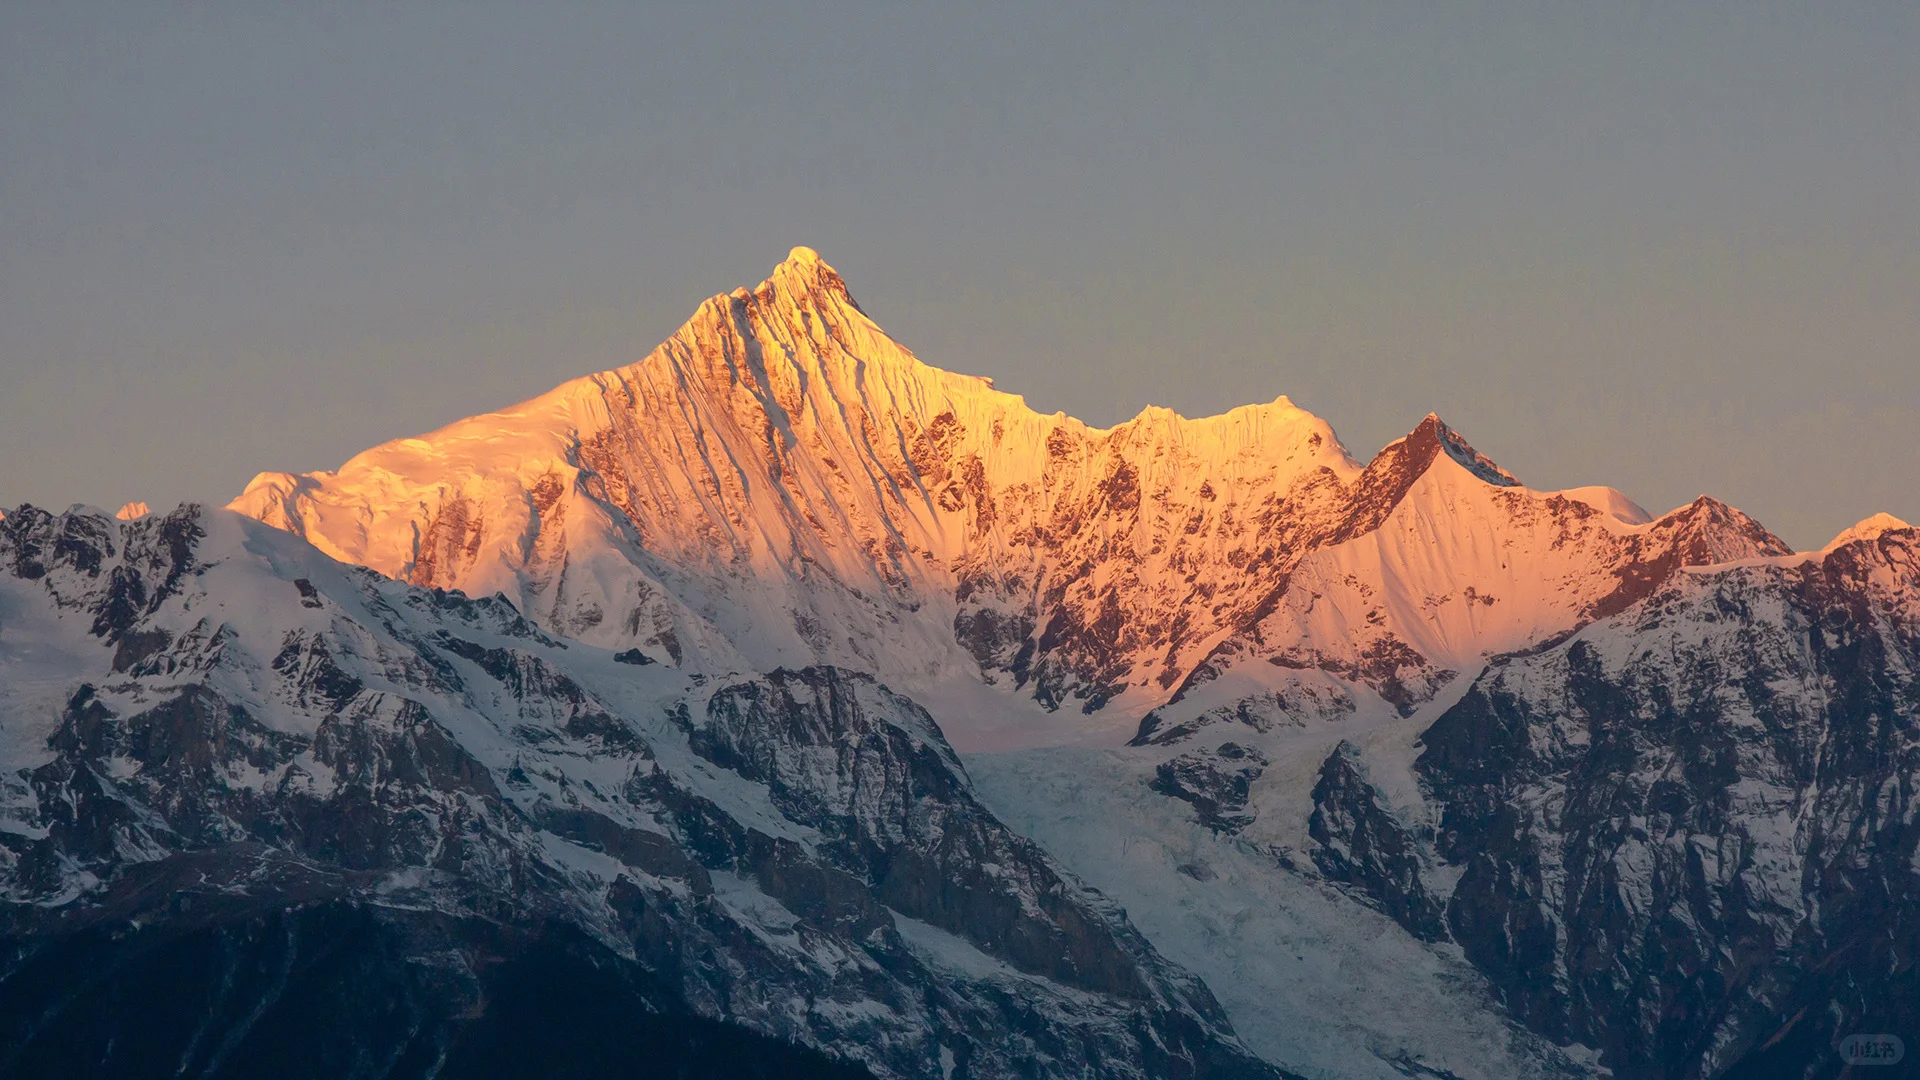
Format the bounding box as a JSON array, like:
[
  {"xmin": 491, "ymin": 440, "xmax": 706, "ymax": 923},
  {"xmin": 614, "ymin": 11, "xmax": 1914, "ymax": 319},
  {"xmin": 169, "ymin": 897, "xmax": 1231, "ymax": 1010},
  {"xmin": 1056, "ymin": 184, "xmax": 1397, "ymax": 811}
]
[
  {"xmin": 1150, "ymin": 743, "xmax": 1269, "ymax": 834},
  {"xmin": 1307, "ymin": 742, "xmax": 1447, "ymax": 942}
]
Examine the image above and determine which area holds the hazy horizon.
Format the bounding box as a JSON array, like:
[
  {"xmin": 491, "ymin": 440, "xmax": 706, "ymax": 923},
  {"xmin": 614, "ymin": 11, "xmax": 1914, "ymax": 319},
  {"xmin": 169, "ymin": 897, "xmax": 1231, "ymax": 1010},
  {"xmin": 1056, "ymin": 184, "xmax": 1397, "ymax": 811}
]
[{"xmin": 4, "ymin": 4, "xmax": 1915, "ymax": 549}]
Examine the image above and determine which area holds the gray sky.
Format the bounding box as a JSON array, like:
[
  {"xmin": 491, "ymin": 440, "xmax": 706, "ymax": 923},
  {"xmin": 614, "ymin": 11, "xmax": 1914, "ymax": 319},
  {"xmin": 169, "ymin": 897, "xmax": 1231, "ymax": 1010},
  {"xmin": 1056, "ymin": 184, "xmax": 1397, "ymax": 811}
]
[{"xmin": 3, "ymin": 3, "xmax": 1915, "ymax": 549}]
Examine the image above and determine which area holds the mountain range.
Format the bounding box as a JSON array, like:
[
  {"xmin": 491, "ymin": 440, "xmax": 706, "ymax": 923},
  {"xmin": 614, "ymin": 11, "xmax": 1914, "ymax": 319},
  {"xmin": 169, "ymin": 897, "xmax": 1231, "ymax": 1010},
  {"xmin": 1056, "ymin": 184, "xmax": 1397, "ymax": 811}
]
[{"xmin": 2, "ymin": 248, "xmax": 1912, "ymax": 1079}]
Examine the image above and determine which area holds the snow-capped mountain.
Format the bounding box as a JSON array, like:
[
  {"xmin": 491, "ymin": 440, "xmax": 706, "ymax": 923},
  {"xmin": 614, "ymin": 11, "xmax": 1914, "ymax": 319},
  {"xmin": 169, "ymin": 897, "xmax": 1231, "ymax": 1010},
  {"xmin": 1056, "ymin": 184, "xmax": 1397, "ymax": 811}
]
[
  {"xmin": 4, "ymin": 248, "xmax": 1912, "ymax": 1079},
  {"xmin": 228, "ymin": 249, "xmax": 1785, "ymax": 742}
]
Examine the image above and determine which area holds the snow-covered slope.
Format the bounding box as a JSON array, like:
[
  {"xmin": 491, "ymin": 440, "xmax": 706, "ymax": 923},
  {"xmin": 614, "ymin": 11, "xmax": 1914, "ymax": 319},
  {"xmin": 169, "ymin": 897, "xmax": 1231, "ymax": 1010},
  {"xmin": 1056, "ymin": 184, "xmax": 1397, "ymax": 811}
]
[
  {"xmin": 0, "ymin": 503, "xmax": 1281, "ymax": 1079},
  {"xmin": 1823, "ymin": 510, "xmax": 1912, "ymax": 551},
  {"xmin": 967, "ymin": 744, "xmax": 1606, "ymax": 1080},
  {"xmin": 1138, "ymin": 474, "xmax": 1791, "ymax": 747},
  {"xmin": 230, "ymin": 249, "xmax": 1786, "ymax": 745}
]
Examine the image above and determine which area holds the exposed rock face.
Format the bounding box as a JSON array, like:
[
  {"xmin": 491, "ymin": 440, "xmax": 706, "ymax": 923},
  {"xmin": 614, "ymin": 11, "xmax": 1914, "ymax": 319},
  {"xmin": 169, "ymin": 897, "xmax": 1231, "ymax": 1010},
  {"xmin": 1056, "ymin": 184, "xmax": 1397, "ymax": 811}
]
[
  {"xmin": 1301, "ymin": 527, "xmax": 1920, "ymax": 1079},
  {"xmin": 0, "ymin": 504, "xmax": 1284, "ymax": 1080},
  {"xmin": 1150, "ymin": 743, "xmax": 1269, "ymax": 835},
  {"xmin": 1307, "ymin": 742, "xmax": 1447, "ymax": 942}
]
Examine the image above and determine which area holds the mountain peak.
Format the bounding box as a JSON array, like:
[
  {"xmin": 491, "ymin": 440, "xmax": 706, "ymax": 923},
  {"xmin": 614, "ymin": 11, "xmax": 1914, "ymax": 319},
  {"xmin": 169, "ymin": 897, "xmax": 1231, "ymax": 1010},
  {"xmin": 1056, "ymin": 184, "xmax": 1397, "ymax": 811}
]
[
  {"xmin": 1826, "ymin": 511, "xmax": 1913, "ymax": 551},
  {"xmin": 1655, "ymin": 495, "xmax": 1792, "ymax": 562},
  {"xmin": 1391, "ymin": 414, "xmax": 1519, "ymax": 488},
  {"xmin": 748, "ymin": 245, "xmax": 863, "ymax": 316}
]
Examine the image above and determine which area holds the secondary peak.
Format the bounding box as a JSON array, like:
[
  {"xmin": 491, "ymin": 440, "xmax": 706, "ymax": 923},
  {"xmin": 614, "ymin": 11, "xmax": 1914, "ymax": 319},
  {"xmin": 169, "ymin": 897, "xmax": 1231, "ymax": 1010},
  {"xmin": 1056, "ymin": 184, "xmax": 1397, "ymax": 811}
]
[
  {"xmin": 1396, "ymin": 413, "xmax": 1519, "ymax": 488},
  {"xmin": 1826, "ymin": 511, "xmax": 1914, "ymax": 551}
]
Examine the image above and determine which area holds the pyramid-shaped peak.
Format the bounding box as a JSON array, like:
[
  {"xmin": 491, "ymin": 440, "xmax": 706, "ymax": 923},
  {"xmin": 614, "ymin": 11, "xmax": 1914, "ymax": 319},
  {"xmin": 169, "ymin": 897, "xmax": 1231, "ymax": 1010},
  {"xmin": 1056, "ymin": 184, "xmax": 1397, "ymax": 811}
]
[
  {"xmin": 1391, "ymin": 413, "xmax": 1519, "ymax": 488},
  {"xmin": 1652, "ymin": 495, "xmax": 1793, "ymax": 561}
]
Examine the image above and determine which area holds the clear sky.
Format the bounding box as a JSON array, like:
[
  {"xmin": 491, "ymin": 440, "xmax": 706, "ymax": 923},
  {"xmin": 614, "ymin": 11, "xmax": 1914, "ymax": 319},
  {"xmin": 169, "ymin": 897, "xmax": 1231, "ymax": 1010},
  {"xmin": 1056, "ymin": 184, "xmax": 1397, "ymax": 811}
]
[{"xmin": 3, "ymin": 4, "xmax": 1915, "ymax": 549}]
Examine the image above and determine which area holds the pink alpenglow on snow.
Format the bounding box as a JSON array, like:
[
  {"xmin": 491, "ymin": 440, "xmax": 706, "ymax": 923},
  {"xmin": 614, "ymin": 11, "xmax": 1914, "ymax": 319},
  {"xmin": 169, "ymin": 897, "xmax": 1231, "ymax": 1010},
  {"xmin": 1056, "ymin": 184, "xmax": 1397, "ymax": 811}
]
[{"xmin": 231, "ymin": 249, "xmax": 1797, "ymax": 749}]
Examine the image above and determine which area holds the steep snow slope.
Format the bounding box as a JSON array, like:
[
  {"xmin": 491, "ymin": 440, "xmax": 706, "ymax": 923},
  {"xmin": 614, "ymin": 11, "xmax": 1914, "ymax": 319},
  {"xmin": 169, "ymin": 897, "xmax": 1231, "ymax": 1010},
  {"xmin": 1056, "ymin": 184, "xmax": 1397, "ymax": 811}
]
[{"xmin": 231, "ymin": 249, "xmax": 1787, "ymax": 743}]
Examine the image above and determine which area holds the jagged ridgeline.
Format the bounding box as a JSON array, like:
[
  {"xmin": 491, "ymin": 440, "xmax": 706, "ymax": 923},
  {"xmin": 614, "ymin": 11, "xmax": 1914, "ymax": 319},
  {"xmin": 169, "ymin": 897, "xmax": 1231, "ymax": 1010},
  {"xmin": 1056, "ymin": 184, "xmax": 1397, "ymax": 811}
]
[
  {"xmin": 229, "ymin": 248, "xmax": 1789, "ymax": 732},
  {"xmin": 2, "ymin": 248, "xmax": 1914, "ymax": 1079}
]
